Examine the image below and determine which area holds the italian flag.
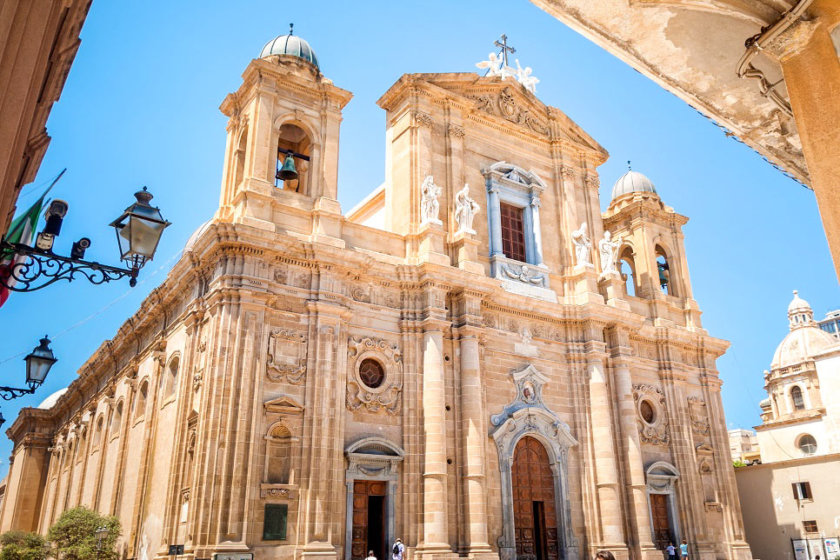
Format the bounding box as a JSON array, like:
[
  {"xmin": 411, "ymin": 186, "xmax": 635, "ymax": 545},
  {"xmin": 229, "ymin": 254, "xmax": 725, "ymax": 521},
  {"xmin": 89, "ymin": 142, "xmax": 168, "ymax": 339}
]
[
  {"xmin": 0, "ymin": 194, "xmax": 47, "ymax": 307},
  {"xmin": 0, "ymin": 169, "xmax": 65, "ymax": 307}
]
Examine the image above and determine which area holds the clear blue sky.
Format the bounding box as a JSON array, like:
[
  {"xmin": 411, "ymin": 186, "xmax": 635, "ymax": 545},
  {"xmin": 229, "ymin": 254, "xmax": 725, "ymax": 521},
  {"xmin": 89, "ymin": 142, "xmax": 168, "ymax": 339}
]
[{"xmin": 0, "ymin": 1, "xmax": 835, "ymax": 477}]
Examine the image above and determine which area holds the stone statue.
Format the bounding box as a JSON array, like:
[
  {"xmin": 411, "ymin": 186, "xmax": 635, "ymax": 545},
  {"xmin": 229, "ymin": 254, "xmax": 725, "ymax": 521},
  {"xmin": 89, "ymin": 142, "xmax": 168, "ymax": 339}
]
[
  {"xmin": 476, "ymin": 52, "xmax": 503, "ymax": 77},
  {"xmin": 515, "ymin": 59, "xmax": 540, "ymax": 93},
  {"xmin": 420, "ymin": 175, "xmax": 441, "ymax": 225},
  {"xmin": 599, "ymin": 230, "xmax": 621, "ymax": 279},
  {"xmin": 454, "ymin": 184, "xmax": 480, "ymax": 234},
  {"xmin": 571, "ymin": 222, "xmax": 592, "ymax": 266}
]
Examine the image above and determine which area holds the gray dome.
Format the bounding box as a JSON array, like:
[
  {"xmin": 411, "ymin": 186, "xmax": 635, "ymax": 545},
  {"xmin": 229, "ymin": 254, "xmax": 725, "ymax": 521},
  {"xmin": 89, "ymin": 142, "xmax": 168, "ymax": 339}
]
[
  {"xmin": 260, "ymin": 30, "xmax": 319, "ymax": 69},
  {"xmin": 611, "ymin": 170, "xmax": 657, "ymax": 200}
]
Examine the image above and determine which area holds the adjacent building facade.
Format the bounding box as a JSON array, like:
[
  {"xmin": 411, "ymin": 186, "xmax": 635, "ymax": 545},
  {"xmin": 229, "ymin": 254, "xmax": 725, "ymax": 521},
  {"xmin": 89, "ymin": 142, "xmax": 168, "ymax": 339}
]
[
  {"xmin": 735, "ymin": 292, "xmax": 840, "ymax": 560},
  {"xmin": 0, "ymin": 32, "xmax": 751, "ymax": 560}
]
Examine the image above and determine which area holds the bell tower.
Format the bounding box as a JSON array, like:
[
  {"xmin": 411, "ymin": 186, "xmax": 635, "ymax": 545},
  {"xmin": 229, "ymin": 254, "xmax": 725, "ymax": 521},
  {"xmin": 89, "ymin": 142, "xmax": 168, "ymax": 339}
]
[
  {"xmin": 217, "ymin": 26, "xmax": 352, "ymax": 235},
  {"xmin": 602, "ymin": 166, "xmax": 702, "ymax": 328}
]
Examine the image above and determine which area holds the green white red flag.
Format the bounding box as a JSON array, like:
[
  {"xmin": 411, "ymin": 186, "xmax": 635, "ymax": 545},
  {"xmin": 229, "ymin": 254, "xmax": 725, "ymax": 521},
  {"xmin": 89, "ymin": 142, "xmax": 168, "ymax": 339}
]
[{"xmin": 0, "ymin": 170, "xmax": 65, "ymax": 308}]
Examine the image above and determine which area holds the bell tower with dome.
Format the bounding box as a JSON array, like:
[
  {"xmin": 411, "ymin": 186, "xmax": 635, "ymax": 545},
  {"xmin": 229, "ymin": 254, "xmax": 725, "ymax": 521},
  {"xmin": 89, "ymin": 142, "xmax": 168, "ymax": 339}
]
[
  {"xmin": 217, "ymin": 25, "xmax": 352, "ymax": 239},
  {"xmin": 601, "ymin": 167, "xmax": 701, "ymax": 327},
  {"xmin": 754, "ymin": 290, "xmax": 840, "ymax": 462}
]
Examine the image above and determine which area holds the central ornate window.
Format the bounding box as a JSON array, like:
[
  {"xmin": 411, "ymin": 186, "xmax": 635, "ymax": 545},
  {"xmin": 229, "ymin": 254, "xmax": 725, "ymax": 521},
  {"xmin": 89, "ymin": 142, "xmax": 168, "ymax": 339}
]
[{"xmin": 483, "ymin": 161, "xmax": 552, "ymax": 295}]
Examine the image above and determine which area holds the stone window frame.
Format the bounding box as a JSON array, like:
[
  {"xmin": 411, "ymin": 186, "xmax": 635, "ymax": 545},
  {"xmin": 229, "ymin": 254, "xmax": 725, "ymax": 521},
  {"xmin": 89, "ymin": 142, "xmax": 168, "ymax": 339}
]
[
  {"xmin": 160, "ymin": 353, "xmax": 180, "ymax": 407},
  {"xmin": 645, "ymin": 461, "xmax": 682, "ymax": 547},
  {"xmin": 483, "ymin": 161, "xmax": 549, "ymax": 286}
]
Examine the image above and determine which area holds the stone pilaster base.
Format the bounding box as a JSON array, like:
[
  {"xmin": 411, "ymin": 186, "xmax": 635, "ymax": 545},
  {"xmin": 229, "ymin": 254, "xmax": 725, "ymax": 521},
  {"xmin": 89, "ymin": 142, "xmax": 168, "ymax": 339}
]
[
  {"xmin": 568, "ymin": 264, "xmax": 604, "ymax": 305},
  {"xmin": 413, "ymin": 543, "xmax": 459, "ymax": 560},
  {"xmin": 598, "ymin": 273, "xmax": 630, "ymax": 310},
  {"xmin": 449, "ymin": 230, "xmax": 484, "ymax": 274},
  {"xmin": 299, "ymin": 541, "xmax": 339, "ymax": 560},
  {"xmin": 416, "ymin": 221, "xmax": 448, "ymax": 266}
]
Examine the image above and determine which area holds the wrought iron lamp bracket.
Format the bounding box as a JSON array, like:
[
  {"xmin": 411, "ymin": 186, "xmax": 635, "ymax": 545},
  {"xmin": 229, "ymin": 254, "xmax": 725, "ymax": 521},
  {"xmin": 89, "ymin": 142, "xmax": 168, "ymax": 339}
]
[{"xmin": 0, "ymin": 240, "xmax": 138, "ymax": 292}]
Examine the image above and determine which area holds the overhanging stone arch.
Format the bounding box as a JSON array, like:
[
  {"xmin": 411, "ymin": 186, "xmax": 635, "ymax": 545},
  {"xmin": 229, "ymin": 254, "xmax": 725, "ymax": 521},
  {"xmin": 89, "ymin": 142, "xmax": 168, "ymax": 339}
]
[
  {"xmin": 344, "ymin": 437, "xmax": 405, "ymax": 560},
  {"xmin": 490, "ymin": 364, "xmax": 578, "ymax": 560}
]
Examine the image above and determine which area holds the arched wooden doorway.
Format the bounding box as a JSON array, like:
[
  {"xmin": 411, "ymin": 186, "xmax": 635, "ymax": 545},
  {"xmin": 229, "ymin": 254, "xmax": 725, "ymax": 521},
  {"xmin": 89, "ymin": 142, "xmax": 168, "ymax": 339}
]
[{"xmin": 512, "ymin": 436, "xmax": 559, "ymax": 560}]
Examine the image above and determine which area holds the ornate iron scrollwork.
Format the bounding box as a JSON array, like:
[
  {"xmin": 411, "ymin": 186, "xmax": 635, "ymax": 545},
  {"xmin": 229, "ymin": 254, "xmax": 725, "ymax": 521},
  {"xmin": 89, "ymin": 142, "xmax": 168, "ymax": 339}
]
[{"xmin": 0, "ymin": 241, "xmax": 137, "ymax": 292}]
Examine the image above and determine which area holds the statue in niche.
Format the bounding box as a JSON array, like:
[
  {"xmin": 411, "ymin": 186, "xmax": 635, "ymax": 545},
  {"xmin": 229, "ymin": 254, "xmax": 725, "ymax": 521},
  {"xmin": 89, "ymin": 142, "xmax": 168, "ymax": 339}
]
[
  {"xmin": 454, "ymin": 184, "xmax": 480, "ymax": 234},
  {"xmin": 420, "ymin": 175, "xmax": 442, "ymax": 225},
  {"xmin": 599, "ymin": 230, "xmax": 621, "ymax": 278},
  {"xmin": 572, "ymin": 222, "xmax": 593, "ymax": 266}
]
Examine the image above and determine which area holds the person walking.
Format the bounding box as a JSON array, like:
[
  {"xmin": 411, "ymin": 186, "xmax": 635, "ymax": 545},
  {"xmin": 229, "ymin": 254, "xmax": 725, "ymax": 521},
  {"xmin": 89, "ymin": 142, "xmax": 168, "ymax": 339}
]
[
  {"xmin": 365, "ymin": 551, "xmax": 377, "ymax": 560},
  {"xmin": 595, "ymin": 552, "xmax": 615, "ymax": 560},
  {"xmin": 666, "ymin": 542, "xmax": 677, "ymax": 560},
  {"xmin": 680, "ymin": 540, "xmax": 689, "ymax": 559},
  {"xmin": 392, "ymin": 538, "xmax": 405, "ymax": 560}
]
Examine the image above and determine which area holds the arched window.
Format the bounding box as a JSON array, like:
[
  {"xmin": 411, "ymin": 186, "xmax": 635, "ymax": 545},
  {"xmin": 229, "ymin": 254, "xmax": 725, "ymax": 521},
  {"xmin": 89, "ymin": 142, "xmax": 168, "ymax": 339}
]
[
  {"xmin": 134, "ymin": 381, "xmax": 149, "ymax": 421},
  {"xmin": 94, "ymin": 416, "xmax": 104, "ymax": 449},
  {"xmin": 655, "ymin": 245, "xmax": 674, "ymax": 296},
  {"xmin": 791, "ymin": 386, "xmax": 805, "ymax": 411},
  {"xmin": 266, "ymin": 424, "xmax": 293, "ymax": 484},
  {"xmin": 275, "ymin": 123, "xmax": 311, "ymax": 194},
  {"xmin": 162, "ymin": 357, "xmax": 179, "ymax": 399},
  {"xmin": 798, "ymin": 434, "xmax": 817, "ymax": 456},
  {"xmin": 110, "ymin": 402, "xmax": 123, "ymax": 436},
  {"xmin": 619, "ymin": 246, "xmax": 637, "ymax": 297}
]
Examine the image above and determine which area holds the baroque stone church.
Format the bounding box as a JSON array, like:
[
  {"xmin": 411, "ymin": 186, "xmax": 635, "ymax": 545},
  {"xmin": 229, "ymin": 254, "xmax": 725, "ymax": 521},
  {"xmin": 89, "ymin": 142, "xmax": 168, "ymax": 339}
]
[{"xmin": 0, "ymin": 30, "xmax": 751, "ymax": 560}]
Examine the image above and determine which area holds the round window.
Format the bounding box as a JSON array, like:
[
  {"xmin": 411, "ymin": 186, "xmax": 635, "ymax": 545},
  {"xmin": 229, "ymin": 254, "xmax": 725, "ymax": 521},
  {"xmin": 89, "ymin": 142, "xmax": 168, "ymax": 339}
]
[
  {"xmin": 798, "ymin": 434, "xmax": 817, "ymax": 456},
  {"xmin": 640, "ymin": 400, "xmax": 656, "ymax": 424},
  {"xmin": 359, "ymin": 359, "xmax": 385, "ymax": 389}
]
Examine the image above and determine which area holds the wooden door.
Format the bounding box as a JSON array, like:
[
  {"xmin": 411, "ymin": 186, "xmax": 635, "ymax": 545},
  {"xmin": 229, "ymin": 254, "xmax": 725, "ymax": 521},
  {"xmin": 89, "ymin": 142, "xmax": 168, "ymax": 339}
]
[
  {"xmin": 352, "ymin": 480, "xmax": 387, "ymax": 560},
  {"xmin": 512, "ymin": 437, "xmax": 559, "ymax": 560},
  {"xmin": 650, "ymin": 493, "xmax": 671, "ymax": 550}
]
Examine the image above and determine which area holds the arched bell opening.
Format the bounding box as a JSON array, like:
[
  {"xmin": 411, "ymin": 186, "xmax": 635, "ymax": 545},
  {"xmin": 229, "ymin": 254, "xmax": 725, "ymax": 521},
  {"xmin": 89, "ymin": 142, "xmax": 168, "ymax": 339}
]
[
  {"xmin": 275, "ymin": 123, "xmax": 312, "ymax": 194},
  {"xmin": 619, "ymin": 245, "xmax": 638, "ymax": 297},
  {"xmin": 234, "ymin": 126, "xmax": 248, "ymax": 188},
  {"xmin": 654, "ymin": 245, "xmax": 675, "ymax": 296}
]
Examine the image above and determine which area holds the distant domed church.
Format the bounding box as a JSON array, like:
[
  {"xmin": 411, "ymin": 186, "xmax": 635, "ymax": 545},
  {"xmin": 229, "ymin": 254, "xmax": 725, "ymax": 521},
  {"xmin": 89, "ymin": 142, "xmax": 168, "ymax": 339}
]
[{"xmin": 0, "ymin": 30, "xmax": 752, "ymax": 560}]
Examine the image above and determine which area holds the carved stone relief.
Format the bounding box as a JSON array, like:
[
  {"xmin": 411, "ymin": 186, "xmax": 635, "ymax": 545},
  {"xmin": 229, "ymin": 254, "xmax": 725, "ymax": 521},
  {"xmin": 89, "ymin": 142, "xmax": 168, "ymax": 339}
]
[
  {"xmin": 688, "ymin": 397, "xmax": 710, "ymax": 435},
  {"xmin": 633, "ymin": 383, "xmax": 670, "ymax": 446},
  {"xmin": 470, "ymin": 86, "xmax": 549, "ymax": 135},
  {"xmin": 346, "ymin": 336, "xmax": 403, "ymax": 415},
  {"xmin": 266, "ymin": 329, "xmax": 307, "ymax": 384}
]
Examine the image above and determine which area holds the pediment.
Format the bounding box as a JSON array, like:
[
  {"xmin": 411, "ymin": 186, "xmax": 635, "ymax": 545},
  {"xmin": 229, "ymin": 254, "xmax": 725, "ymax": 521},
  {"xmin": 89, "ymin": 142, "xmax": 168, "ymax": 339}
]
[
  {"xmin": 424, "ymin": 74, "xmax": 607, "ymax": 157},
  {"xmin": 264, "ymin": 395, "xmax": 304, "ymax": 415}
]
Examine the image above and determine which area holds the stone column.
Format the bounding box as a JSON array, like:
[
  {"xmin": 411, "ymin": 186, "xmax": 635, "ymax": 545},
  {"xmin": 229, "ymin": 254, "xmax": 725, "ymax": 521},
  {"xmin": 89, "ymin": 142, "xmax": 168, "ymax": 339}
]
[
  {"xmin": 612, "ymin": 356, "xmax": 657, "ymax": 558},
  {"xmin": 458, "ymin": 328, "xmax": 494, "ymax": 558},
  {"xmin": 419, "ymin": 321, "xmax": 450, "ymax": 554},
  {"xmin": 486, "ymin": 185, "xmax": 503, "ymax": 257},
  {"xmin": 586, "ymin": 354, "xmax": 626, "ymax": 549},
  {"xmin": 530, "ymin": 195, "xmax": 544, "ymax": 266}
]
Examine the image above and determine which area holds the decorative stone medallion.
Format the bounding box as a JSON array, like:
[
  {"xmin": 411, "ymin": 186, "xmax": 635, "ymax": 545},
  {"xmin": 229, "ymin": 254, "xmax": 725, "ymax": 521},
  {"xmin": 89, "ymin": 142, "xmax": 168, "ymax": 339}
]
[
  {"xmin": 633, "ymin": 384, "xmax": 670, "ymax": 446},
  {"xmin": 346, "ymin": 336, "xmax": 403, "ymax": 415},
  {"xmin": 688, "ymin": 396, "xmax": 710, "ymax": 435}
]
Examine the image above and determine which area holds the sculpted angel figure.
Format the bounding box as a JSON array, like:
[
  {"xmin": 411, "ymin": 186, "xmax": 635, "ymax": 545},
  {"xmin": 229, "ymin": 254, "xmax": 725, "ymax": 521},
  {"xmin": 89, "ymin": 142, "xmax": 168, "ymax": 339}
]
[
  {"xmin": 515, "ymin": 59, "xmax": 540, "ymax": 93},
  {"xmin": 454, "ymin": 184, "xmax": 480, "ymax": 234},
  {"xmin": 476, "ymin": 52, "xmax": 503, "ymax": 77},
  {"xmin": 599, "ymin": 230, "xmax": 622, "ymax": 278},
  {"xmin": 420, "ymin": 175, "xmax": 442, "ymax": 225},
  {"xmin": 571, "ymin": 221, "xmax": 593, "ymax": 266}
]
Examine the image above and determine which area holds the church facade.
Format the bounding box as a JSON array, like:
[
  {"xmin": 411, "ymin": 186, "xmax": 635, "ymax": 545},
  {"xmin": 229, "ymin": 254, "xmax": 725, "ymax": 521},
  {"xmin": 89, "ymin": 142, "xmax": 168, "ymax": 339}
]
[{"xmin": 0, "ymin": 32, "xmax": 751, "ymax": 560}]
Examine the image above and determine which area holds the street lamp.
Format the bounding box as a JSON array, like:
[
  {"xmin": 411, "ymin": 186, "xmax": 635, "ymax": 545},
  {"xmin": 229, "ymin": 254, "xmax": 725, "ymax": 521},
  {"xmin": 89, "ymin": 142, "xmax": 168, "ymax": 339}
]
[
  {"xmin": 0, "ymin": 336, "xmax": 57, "ymax": 400},
  {"xmin": 0, "ymin": 186, "xmax": 170, "ymax": 292},
  {"xmin": 95, "ymin": 525, "xmax": 109, "ymax": 556},
  {"xmin": 110, "ymin": 187, "xmax": 171, "ymax": 280}
]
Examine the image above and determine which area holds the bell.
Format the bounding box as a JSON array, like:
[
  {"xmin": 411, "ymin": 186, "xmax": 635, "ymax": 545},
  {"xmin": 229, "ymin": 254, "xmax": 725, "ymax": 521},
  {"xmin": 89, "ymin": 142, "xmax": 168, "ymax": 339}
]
[{"xmin": 276, "ymin": 154, "xmax": 298, "ymax": 182}]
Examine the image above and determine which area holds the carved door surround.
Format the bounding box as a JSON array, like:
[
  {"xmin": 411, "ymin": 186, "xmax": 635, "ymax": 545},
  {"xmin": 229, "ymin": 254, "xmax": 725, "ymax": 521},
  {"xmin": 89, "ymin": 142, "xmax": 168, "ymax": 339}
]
[
  {"xmin": 490, "ymin": 364, "xmax": 578, "ymax": 560},
  {"xmin": 344, "ymin": 437, "xmax": 405, "ymax": 560},
  {"xmin": 645, "ymin": 462, "xmax": 681, "ymax": 549}
]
